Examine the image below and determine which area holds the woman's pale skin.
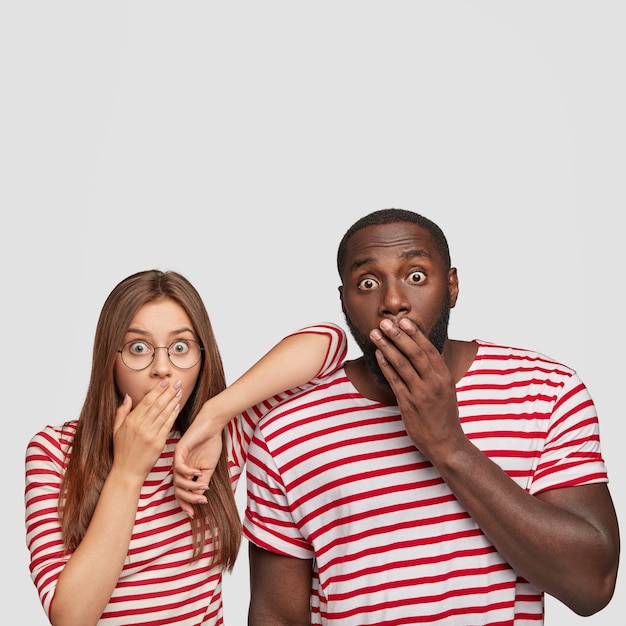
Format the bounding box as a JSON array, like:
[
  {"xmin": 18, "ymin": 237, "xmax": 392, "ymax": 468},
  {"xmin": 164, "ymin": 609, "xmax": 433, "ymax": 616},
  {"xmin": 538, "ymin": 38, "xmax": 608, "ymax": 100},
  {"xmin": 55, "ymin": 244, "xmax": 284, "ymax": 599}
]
[{"xmin": 51, "ymin": 299, "xmax": 198, "ymax": 626}]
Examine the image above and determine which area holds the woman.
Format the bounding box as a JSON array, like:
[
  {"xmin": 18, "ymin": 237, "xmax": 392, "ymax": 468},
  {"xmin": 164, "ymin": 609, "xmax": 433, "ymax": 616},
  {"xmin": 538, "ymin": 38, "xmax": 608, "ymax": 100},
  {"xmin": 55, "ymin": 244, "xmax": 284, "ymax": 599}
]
[{"xmin": 25, "ymin": 269, "xmax": 346, "ymax": 625}]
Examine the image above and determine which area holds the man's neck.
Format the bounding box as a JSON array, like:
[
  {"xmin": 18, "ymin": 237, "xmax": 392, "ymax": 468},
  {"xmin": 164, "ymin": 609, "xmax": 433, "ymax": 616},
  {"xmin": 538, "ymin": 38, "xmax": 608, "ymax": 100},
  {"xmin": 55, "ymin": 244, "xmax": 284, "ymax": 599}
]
[{"xmin": 443, "ymin": 338, "xmax": 478, "ymax": 384}]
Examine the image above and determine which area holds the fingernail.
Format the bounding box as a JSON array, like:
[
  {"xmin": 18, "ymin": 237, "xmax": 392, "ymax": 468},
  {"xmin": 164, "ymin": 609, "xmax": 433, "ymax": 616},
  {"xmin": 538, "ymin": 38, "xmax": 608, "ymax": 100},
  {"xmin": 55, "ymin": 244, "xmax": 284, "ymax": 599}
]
[
  {"xmin": 174, "ymin": 380, "xmax": 182, "ymax": 389},
  {"xmin": 160, "ymin": 379, "xmax": 169, "ymax": 388}
]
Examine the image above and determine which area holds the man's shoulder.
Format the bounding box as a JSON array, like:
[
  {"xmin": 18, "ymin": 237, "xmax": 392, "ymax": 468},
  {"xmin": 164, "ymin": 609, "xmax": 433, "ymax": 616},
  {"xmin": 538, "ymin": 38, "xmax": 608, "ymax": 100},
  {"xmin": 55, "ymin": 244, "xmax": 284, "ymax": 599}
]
[
  {"xmin": 471, "ymin": 339, "xmax": 576, "ymax": 376},
  {"xmin": 257, "ymin": 367, "xmax": 353, "ymax": 425}
]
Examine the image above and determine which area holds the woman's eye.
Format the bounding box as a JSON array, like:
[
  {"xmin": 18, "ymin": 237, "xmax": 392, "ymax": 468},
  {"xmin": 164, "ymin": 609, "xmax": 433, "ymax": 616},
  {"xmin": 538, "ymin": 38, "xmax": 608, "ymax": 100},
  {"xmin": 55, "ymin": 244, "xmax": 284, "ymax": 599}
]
[
  {"xmin": 357, "ymin": 277, "xmax": 379, "ymax": 290},
  {"xmin": 129, "ymin": 341, "xmax": 151, "ymax": 355},
  {"xmin": 170, "ymin": 341, "xmax": 189, "ymax": 354},
  {"xmin": 408, "ymin": 271, "xmax": 426, "ymax": 284}
]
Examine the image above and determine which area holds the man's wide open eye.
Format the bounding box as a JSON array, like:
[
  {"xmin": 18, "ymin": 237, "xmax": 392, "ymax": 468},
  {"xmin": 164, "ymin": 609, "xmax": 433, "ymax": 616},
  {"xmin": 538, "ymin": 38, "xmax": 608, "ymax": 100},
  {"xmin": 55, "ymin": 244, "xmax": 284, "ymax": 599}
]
[
  {"xmin": 408, "ymin": 271, "xmax": 426, "ymax": 284},
  {"xmin": 357, "ymin": 277, "xmax": 379, "ymax": 290}
]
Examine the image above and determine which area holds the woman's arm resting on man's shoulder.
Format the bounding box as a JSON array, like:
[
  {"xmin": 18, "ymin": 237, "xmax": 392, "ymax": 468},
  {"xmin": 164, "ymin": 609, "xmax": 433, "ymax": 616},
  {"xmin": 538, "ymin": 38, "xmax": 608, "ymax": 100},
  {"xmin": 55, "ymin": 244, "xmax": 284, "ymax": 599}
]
[{"xmin": 174, "ymin": 325, "xmax": 346, "ymax": 515}]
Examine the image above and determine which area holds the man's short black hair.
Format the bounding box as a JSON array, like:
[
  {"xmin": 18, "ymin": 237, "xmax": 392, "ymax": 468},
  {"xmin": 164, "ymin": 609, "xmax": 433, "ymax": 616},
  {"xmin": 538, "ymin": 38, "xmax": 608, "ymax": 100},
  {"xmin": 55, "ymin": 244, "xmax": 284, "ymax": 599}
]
[{"xmin": 337, "ymin": 208, "xmax": 451, "ymax": 280}]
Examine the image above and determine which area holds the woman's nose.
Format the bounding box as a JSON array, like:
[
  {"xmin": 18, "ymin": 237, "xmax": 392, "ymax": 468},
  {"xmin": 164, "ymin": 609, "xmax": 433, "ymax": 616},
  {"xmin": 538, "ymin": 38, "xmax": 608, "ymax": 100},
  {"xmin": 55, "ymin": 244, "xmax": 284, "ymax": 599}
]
[{"xmin": 150, "ymin": 346, "xmax": 173, "ymax": 376}]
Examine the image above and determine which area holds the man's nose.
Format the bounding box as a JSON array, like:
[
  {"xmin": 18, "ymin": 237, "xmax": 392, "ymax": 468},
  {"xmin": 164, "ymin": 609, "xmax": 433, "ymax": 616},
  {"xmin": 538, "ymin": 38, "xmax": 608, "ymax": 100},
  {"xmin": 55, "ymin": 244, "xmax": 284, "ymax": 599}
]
[{"xmin": 379, "ymin": 281, "xmax": 411, "ymax": 317}]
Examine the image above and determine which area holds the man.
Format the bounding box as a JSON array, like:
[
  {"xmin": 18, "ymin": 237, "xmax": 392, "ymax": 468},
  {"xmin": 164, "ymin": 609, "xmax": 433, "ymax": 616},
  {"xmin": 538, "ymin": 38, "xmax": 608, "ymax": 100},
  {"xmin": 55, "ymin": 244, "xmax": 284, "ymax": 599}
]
[{"xmin": 244, "ymin": 208, "xmax": 619, "ymax": 625}]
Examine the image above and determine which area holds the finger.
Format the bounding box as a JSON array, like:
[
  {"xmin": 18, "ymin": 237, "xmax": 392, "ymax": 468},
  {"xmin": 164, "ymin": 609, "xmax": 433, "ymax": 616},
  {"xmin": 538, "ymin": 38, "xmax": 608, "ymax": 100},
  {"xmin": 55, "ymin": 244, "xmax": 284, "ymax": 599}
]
[
  {"xmin": 370, "ymin": 321, "xmax": 419, "ymax": 362},
  {"xmin": 173, "ymin": 469, "xmax": 208, "ymax": 492},
  {"xmin": 157, "ymin": 394, "xmax": 182, "ymax": 438},
  {"xmin": 139, "ymin": 380, "xmax": 182, "ymax": 434},
  {"xmin": 175, "ymin": 482, "xmax": 209, "ymax": 501},
  {"xmin": 113, "ymin": 394, "xmax": 132, "ymax": 435},
  {"xmin": 397, "ymin": 317, "xmax": 419, "ymax": 336},
  {"xmin": 371, "ymin": 326, "xmax": 423, "ymax": 385},
  {"xmin": 380, "ymin": 318, "xmax": 418, "ymax": 344},
  {"xmin": 176, "ymin": 492, "xmax": 201, "ymax": 519},
  {"xmin": 174, "ymin": 483, "xmax": 209, "ymax": 519},
  {"xmin": 373, "ymin": 319, "xmax": 440, "ymax": 378},
  {"xmin": 148, "ymin": 380, "xmax": 183, "ymax": 425},
  {"xmin": 122, "ymin": 380, "xmax": 170, "ymax": 428},
  {"xmin": 374, "ymin": 347, "xmax": 410, "ymax": 392},
  {"xmin": 407, "ymin": 322, "xmax": 450, "ymax": 377},
  {"xmin": 174, "ymin": 461, "xmax": 203, "ymax": 481}
]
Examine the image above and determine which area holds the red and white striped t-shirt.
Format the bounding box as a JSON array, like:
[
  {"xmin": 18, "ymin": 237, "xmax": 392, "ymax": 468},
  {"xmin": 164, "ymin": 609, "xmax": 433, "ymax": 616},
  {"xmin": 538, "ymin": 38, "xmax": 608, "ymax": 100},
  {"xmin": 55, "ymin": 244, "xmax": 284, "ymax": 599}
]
[
  {"xmin": 24, "ymin": 323, "xmax": 346, "ymax": 626},
  {"xmin": 243, "ymin": 340, "xmax": 608, "ymax": 626}
]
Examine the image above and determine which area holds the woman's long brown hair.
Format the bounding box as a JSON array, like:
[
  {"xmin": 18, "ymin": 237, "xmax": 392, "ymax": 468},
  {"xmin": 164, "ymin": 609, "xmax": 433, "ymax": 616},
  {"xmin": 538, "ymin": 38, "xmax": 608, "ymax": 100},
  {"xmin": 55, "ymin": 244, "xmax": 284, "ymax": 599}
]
[{"xmin": 59, "ymin": 270, "xmax": 241, "ymax": 570}]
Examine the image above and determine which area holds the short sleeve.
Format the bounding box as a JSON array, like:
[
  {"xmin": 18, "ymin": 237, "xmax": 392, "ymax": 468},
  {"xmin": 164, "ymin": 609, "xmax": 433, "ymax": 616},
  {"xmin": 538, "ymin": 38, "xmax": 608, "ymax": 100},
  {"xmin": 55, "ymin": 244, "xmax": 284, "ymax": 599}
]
[
  {"xmin": 243, "ymin": 430, "xmax": 314, "ymax": 559},
  {"xmin": 530, "ymin": 373, "xmax": 608, "ymax": 494},
  {"xmin": 285, "ymin": 322, "xmax": 347, "ymax": 381}
]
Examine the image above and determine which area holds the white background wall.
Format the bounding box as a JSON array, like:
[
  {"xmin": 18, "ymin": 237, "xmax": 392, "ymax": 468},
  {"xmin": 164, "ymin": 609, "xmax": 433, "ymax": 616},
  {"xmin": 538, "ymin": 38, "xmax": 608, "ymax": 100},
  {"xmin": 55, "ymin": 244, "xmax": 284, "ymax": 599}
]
[{"xmin": 2, "ymin": 3, "xmax": 624, "ymax": 624}]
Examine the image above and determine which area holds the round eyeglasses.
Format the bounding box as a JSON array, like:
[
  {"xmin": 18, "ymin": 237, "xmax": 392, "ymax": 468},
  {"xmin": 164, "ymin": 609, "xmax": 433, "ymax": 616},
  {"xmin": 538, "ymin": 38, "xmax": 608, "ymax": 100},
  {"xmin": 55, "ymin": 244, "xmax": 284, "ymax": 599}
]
[{"xmin": 117, "ymin": 339, "xmax": 204, "ymax": 371}]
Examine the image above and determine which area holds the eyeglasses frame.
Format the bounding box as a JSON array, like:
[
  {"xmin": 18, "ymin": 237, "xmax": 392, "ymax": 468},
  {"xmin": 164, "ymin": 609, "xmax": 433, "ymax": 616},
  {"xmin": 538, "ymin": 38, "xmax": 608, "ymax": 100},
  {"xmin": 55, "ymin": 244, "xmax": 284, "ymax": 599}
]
[{"xmin": 117, "ymin": 339, "xmax": 204, "ymax": 371}]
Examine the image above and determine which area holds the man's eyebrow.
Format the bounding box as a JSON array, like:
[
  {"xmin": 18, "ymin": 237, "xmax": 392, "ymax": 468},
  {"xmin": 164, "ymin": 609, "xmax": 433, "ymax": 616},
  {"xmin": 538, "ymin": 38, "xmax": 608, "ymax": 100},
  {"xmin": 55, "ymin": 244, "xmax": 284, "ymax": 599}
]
[
  {"xmin": 351, "ymin": 257, "xmax": 376, "ymax": 272},
  {"xmin": 401, "ymin": 249, "xmax": 431, "ymax": 261}
]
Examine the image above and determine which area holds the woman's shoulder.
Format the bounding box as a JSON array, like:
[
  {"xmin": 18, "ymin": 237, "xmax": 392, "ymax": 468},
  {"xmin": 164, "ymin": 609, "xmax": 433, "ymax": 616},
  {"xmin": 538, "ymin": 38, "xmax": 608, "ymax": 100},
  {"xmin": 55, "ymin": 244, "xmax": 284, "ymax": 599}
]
[{"xmin": 27, "ymin": 421, "xmax": 78, "ymax": 454}]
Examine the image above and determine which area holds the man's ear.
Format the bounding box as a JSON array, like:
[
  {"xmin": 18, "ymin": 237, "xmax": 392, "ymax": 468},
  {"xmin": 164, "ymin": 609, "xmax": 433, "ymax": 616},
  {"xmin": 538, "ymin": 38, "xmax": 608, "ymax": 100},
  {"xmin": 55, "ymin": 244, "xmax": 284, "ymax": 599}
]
[
  {"xmin": 338, "ymin": 285, "xmax": 345, "ymax": 310},
  {"xmin": 448, "ymin": 267, "xmax": 459, "ymax": 308}
]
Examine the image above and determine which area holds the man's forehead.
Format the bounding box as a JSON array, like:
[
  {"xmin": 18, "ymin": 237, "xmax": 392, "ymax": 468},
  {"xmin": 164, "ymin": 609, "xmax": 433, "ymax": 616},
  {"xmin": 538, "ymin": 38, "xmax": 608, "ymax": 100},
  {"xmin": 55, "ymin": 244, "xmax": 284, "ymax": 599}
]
[{"xmin": 347, "ymin": 222, "xmax": 434, "ymax": 256}]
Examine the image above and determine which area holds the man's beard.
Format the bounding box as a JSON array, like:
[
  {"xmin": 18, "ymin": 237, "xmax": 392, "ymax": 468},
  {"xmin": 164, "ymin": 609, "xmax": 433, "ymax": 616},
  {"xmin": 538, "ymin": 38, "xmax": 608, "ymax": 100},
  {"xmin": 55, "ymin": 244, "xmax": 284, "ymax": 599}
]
[{"xmin": 343, "ymin": 295, "xmax": 451, "ymax": 389}]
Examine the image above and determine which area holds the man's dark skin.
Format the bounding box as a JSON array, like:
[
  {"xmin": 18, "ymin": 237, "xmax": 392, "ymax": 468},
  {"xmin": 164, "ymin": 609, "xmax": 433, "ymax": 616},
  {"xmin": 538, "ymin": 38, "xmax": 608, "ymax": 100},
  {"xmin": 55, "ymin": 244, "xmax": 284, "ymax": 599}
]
[{"xmin": 248, "ymin": 220, "xmax": 620, "ymax": 625}]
